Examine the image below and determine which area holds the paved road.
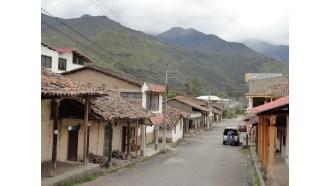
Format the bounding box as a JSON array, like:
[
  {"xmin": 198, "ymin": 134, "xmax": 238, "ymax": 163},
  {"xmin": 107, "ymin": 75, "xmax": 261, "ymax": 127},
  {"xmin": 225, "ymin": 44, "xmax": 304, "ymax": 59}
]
[{"xmin": 80, "ymin": 118, "xmax": 254, "ymax": 186}]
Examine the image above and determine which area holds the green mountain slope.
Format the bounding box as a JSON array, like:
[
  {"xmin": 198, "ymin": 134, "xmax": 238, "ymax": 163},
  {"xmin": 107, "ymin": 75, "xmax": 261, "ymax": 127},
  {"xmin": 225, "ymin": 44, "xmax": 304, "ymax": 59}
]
[{"xmin": 41, "ymin": 13, "xmax": 288, "ymax": 99}]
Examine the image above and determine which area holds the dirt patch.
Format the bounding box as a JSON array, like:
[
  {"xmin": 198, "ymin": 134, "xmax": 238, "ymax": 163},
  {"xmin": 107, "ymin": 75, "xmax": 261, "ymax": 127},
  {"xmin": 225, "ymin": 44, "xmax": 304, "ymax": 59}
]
[{"xmin": 41, "ymin": 161, "xmax": 85, "ymax": 179}]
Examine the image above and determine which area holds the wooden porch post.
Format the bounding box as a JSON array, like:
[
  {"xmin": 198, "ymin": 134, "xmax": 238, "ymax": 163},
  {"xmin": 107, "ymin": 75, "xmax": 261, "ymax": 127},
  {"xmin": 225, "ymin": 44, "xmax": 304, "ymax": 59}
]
[
  {"xmin": 127, "ymin": 119, "xmax": 131, "ymax": 159},
  {"xmin": 136, "ymin": 120, "xmax": 138, "ymax": 156},
  {"xmin": 108, "ymin": 121, "xmax": 113, "ymax": 165},
  {"xmin": 268, "ymin": 115, "xmax": 276, "ymax": 181},
  {"xmin": 141, "ymin": 124, "xmax": 145, "ymax": 156},
  {"xmin": 262, "ymin": 117, "xmax": 268, "ymax": 177},
  {"xmin": 258, "ymin": 117, "xmax": 262, "ymax": 160},
  {"xmin": 50, "ymin": 99, "xmax": 60, "ymax": 177},
  {"xmin": 83, "ymin": 98, "xmax": 90, "ymax": 166}
]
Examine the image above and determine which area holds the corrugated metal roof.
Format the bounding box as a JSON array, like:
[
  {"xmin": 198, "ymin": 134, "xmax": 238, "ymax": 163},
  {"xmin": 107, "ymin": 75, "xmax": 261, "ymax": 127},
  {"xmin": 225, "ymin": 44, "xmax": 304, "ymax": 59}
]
[{"xmin": 251, "ymin": 96, "xmax": 289, "ymax": 114}]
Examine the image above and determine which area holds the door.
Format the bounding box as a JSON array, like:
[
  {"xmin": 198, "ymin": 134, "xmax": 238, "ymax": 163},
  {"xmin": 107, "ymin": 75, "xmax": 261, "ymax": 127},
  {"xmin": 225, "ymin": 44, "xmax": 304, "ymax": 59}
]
[
  {"xmin": 68, "ymin": 130, "xmax": 79, "ymax": 161},
  {"xmin": 121, "ymin": 126, "xmax": 127, "ymax": 152}
]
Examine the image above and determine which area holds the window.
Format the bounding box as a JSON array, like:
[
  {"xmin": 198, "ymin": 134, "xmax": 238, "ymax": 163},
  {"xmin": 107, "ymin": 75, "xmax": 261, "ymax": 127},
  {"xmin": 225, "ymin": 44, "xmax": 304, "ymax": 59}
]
[
  {"xmin": 58, "ymin": 58, "xmax": 67, "ymax": 71},
  {"xmin": 41, "ymin": 55, "xmax": 52, "ymax": 68},
  {"xmin": 121, "ymin": 92, "xmax": 142, "ymax": 101},
  {"xmin": 146, "ymin": 93, "xmax": 159, "ymax": 111},
  {"xmin": 72, "ymin": 53, "xmax": 84, "ymax": 65}
]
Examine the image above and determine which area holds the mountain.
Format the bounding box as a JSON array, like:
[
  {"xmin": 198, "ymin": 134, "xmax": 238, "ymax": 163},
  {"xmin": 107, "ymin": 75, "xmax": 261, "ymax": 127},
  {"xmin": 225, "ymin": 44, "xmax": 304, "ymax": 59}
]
[
  {"xmin": 243, "ymin": 39, "xmax": 289, "ymax": 64},
  {"xmin": 156, "ymin": 27, "xmax": 261, "ymax": 57},
  {"xmin": 41, "ymin": 13, "xmax": 288, "ymax": 99}
]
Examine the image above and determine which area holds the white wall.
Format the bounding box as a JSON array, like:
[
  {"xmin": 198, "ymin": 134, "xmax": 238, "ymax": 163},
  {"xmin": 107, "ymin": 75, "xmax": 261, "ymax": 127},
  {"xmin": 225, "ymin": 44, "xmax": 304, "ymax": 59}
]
[
  {"xmin": 41, "ymin": 44, "xmax": 86, "ymax": 73},
  {"xmin": 58, "ymin": 52, "xmax": 85, "ymax": 72},
  {"xmin": 171, "ymin": 119, "xmax": 184, "ymax": 143},
  {"xmin": 41, "ymin": 45, "xmax": 59, "ymax": 72},
  {"xmin": 141, "ymin": 83, "xmax": 163, "ymax": 113}
]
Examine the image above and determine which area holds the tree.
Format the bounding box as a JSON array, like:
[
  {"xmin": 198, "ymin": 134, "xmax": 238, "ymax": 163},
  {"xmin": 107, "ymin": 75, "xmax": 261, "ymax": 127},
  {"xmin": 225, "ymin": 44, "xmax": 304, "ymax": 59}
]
[{"xmin": 184, "ymin": 78, "xmax": 202, "ymax": 97}]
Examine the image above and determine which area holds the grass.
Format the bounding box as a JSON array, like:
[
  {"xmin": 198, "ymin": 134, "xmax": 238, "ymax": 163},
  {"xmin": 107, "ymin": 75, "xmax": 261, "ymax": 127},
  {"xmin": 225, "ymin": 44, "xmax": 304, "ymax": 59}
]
[
  {"xmin": 252, "ymin": 161, "xmax": 261, "ymax": 186},
  {"xmin": 54, "ymin": 171, "xmax": 104, "ymax": 186},
  {"xmin": 239, "ymin": 146, "xmax": 261, "ymax": 186},
  {"xmin": 124, "ymin": 162, "xmax": 136, "ymax": 168},
  {"xmin": 239, "ymin": 146, "xmax": 250, "ymax": 154}
]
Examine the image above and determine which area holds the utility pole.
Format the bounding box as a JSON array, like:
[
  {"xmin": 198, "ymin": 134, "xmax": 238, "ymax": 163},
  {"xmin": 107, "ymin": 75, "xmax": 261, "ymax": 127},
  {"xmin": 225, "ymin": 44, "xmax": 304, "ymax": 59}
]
[
  {"xmin": 163, "ymin": 64, "xmax": 168, "ymax": 153},
  {"xmin": 208, "ymin": 90, "xmax": 210, "ymax": 128},
  {"xmin": 163, "ymin": 59, "xmax": 184, "ymax": 153}
]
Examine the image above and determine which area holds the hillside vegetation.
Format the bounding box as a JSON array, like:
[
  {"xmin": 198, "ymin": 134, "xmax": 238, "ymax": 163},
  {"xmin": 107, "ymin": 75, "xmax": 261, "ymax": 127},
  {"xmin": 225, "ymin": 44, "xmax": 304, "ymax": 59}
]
[{"xmin": 41, "ymin": 13, "xmax": 288, "ymax": 99}]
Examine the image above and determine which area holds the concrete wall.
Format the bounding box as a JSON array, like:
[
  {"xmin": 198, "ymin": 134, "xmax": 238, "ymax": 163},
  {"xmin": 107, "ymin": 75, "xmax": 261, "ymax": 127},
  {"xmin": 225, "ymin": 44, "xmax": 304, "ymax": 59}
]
[
  {"xmin": 41, "ymin": 45, "xmax": 59, "ymax": 72},
  {"xmin": 64, "ymin": 69, "xmax": 141, "ymax": 91},
  {"xmin": 172, "ymin": 119, "xmax": 184, "ymax": 143},
  {"xmin": 58, "ymin": 52, "xmax": 85, "ymax": 73},
  {"xmin": 41, "ymin": 45, "xmax": 86, "ymax": 73}
]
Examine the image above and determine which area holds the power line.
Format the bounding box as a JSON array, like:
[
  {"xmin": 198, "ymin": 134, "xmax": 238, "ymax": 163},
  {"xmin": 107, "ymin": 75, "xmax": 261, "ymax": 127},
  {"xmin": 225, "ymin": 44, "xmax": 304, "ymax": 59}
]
[
  {"xmin": 41, "ymin": 21, "xmax": 117, "ymax": 63},
  {"xmin": 42, "ymin": 8, "xmax": 118, "ymax": 62},
  {"xmin": 97, "ymin": 0, "xmax": 129, "ymax": 27}
]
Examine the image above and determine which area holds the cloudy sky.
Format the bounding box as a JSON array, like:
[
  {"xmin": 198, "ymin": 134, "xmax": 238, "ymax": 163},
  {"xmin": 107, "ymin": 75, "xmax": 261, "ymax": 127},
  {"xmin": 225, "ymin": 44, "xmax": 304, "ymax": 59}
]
[{"xmin": 41, "ymin": 0, "xmax": 288, "ymax": 45}]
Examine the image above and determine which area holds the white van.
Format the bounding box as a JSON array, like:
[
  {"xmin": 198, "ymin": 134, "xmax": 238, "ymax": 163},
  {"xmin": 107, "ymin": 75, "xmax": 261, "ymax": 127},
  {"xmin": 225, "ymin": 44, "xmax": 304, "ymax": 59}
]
[{"xmin": 222, "ymin": 127, "xmax": 240, "ymax": 146}]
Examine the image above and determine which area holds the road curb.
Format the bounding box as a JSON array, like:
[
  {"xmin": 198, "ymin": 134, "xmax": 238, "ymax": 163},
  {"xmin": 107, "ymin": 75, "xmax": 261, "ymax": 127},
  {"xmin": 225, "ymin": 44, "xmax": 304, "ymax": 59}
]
[{"xmin": 250, "ymin": 146, "xmax": 266, "ymax": 186}]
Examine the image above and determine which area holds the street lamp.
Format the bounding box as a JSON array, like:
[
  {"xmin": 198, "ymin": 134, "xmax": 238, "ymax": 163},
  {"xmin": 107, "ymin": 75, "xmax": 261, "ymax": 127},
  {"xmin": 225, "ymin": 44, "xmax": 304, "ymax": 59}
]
[{"xmin": 163, "ymin": 59, "xmax": 184, "ymax": 153}]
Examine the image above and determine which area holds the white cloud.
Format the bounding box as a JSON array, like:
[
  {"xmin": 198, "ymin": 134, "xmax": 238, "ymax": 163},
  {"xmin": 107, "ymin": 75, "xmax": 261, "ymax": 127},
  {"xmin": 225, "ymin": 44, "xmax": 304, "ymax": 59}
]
[{"xmin": 41, "ymin": 0, "xmax": 288, "ymax": 45}]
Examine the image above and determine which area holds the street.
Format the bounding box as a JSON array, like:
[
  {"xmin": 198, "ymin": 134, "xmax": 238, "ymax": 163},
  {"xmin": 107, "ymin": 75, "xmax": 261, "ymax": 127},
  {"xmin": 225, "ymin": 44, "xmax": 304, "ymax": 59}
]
[{"xmin": 79, "ymin": 118, "xmax": 254, "ymax": 186}]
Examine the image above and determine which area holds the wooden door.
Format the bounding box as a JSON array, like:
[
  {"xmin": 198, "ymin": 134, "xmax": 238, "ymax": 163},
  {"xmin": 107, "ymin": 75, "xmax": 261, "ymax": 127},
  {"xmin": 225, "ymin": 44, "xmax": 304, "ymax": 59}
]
[
  {"xmin": 68, "ymin": 130, "xmax": 78, "ymax": 161},
  {"xmin": 121, "ymin": 126, "xmax": 127, "ymax": 152}
]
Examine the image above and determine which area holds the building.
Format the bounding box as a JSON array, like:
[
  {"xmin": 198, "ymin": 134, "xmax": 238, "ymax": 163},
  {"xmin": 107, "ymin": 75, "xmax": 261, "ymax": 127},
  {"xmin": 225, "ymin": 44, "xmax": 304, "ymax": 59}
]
[{"xmin": 41, "ymin": 42, "xmax": 92, "ymax": 73}]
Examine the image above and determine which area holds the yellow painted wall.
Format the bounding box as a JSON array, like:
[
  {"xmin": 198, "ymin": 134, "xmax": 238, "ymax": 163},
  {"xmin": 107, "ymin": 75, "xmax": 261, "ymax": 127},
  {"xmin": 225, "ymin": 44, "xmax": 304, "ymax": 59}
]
[
  {"xmin": 64, "ymin": 69, "xmax": 141, "ymax": 91},
  {"xmin": 89, "ymin": 121, "xmax": 106, "ymax": 156},
  {"xmin": 112, "ymin": 123, "xmax": 122, "ymax": 151},
  {"xmin": 41, "ymin": 99, "xmax": 53, "ymax": 162}
]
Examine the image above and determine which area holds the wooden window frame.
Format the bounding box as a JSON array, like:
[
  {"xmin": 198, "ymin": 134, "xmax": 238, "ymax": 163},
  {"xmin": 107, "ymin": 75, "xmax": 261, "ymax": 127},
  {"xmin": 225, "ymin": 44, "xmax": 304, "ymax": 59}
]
[
  {"xmin": 41, "ymin": 55, "xmax": 52, "ymax": 68},
  {"xmin": 58, "ymin": 58, "xmax": 67, "ymax": 71}
]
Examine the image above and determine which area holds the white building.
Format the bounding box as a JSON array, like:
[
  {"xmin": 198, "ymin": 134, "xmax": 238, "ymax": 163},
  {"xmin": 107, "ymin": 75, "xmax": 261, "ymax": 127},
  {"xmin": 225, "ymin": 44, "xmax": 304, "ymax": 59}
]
[{"xmin": 41, "ymin": 43, "xmax": 92, "ymax": 73}]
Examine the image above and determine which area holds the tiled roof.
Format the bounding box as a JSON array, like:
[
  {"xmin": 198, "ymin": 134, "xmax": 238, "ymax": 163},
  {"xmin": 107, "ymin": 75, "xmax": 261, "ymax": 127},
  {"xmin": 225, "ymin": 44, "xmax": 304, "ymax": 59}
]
[
  {"xmin": 54, "ymin": 48, "xmax": 92, "ymax": 63},
  {"xmin": 212, "ymin": 103, "xmax": 226, "ymax": 110},
  {"xmin": 251, "ymin": 96, "xmax": 289, "ymax": 115},
  {"xmin": 41, "ymin": 68, "xmax": 107, "ymax": 99},
  {"xmin": 242, "ymin": 113, "xmax": 259, "ymax": 124},
  {"xmin": 246, "ymin": 82, "xmax": 289, "ymax": 97},
  {"xmin": 165, "ymin": 106, "xmax": 182, "ymax": 129},
  {"xmin": 61, "ymin": 65, "xmax": 143, "ymax": 87},
  {"xmin": 149, "ymin": 113, "xmax": 164, "ymax": 125},
  {"xmin": 90, "ymin": 90, "xmax": 153, "ymax": 120},
  {"xmin": 168, "ymin": 95, "xmax": 210, "ymax": 112},
  {"xmin": 146, "ymin": 83, "xmax": 165, "ymax": 93}
]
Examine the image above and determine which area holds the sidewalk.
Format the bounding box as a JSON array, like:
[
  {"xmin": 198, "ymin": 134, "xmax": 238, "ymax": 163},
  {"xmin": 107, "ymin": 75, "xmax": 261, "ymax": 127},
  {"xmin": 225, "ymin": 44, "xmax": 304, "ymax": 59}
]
[
  {"xmin": 249, "ymin": 141, "xmax": 289, "ymax": 186},
  {"xmin": 41, "ymin": 146, "xmax": 162, "ymax": 186}
]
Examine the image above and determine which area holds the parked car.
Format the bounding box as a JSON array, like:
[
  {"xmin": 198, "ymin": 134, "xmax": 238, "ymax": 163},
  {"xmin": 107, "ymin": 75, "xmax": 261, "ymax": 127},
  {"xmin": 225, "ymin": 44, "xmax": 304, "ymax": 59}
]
[
  {"xmin": 222, "ymin": 127, "xmax": 240, "ymax": 146},
  {"xmin": 238, "ymin": 124, "xmax": 246, "ymax": 132}
]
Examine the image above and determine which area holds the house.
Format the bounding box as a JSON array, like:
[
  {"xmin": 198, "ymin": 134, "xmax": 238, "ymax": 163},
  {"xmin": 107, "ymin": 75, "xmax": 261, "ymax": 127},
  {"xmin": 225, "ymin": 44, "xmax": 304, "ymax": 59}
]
[
  {"xmin": 42, "ymin": 68, "xmax": 152, "ymax": 176},
  {"xmin": 211, "ymin": 103, "xmax": 226, "ymax": 122},
  {"xmin": 159, "ymin": 106, "xmax": 189, "ymax": 143},
  {"xmin": 245, "ymin": 73, "xmax": 288, "ymax": 110},
  {"xmin": 61, "ymin": 65, "xmax": 164, "ymax": 153},
  {"xmin": 41, "ymin": 42, "xmax": 92, "ymax": 73},
  {"xmin": 167, "ymin": 95, "xmax": 211, "ymax": 135},
  {"xmin": 41, "ymin": 68, "xmax": 107, "ymax": 176},
  {"xmin": 250, "ymin": 96, "xmax": 289, "ymax": 182}
]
